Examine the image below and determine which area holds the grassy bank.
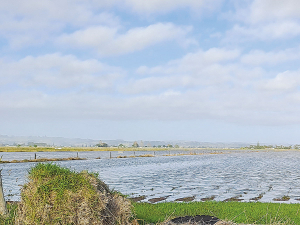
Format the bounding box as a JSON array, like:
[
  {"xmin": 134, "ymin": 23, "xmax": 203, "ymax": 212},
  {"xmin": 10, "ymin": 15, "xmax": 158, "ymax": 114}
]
[
  {"xmin": 0, "ymin": 146, "xmax": 234, "ymax": 152},
  {"xmin": 133, "ymin": 201, "xmax": 300, "ymax": 224},
  {"xmin": 3, "ymin": 201, "xmax": 300, "ymax": 224}
]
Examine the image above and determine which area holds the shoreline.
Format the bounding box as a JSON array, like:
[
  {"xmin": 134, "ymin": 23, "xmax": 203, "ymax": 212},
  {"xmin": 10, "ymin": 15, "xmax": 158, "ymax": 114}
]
[{"xmin": 0, "ymin": 146, "xmax": 298, "ymax": 153}]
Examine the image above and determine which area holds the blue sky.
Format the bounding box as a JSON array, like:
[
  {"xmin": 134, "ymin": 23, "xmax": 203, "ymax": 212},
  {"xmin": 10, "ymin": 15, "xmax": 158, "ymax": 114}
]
[{"xmin": 1, "ymin": 0, "xmax": 300, "ymax": 144}]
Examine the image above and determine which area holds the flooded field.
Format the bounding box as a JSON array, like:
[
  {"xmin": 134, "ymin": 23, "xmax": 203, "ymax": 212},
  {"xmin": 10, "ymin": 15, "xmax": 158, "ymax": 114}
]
[{"xmin": 2, "ymin": 150, "xmax": 300, "ymax": 204}]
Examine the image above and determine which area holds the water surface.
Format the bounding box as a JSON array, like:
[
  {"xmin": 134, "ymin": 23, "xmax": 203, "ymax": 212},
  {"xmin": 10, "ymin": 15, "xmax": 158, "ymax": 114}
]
[{"xmin": 2, "ymin": 150, "xmax": 300, "ymax": 203}]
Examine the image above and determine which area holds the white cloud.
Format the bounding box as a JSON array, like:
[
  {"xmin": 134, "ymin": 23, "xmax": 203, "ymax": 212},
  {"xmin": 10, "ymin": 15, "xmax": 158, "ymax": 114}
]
[
  {"xmin": 230, "ymin": 0, "xmax": 300, "ymax": 24},
  {"xmin": 0, "ymin": 53, "xmax": 124, "ymax": 90},
  {"xmin": 0, "ymin": 0, "xmax": 120, "ymax": 48},
  {"xmin": 125, "ymin": 48, "xmax": 240, "ymax": 94},
  {"xmin": 0, "ymin": 0, "xmax": 118, "ymax": 26},
  {"xmin": 224, "ymin": 21, "xmax": 300, "ymax": 42},
  {"xmin": 3, "ymin": 0, "xmax": 300, "ymax": 131},
  {"xmin": 241, "ymin": 47, "xmax": 300, "ymax": 66},
  {"xmin": 248, "ymin": 0, "xmax": 300, "ymax": 24},
  {"xmin": 223, "ymin": 0, "xmax": 300, "ymax": 42},
  {"xmin": 0, "ymin": 0, "xmax": 217, "ymax": 49},
  {"xmin": 258, "ymin": 70, "xmax": 300, "ymax": 92},
  {"xmin": 58, "ymin": 23, "xmax": 195, "ymax": 56},
  {"xmin": 137, "ymin": 48, "xmax": 240, "ymax": 75},
  {"xmin": 119, "ymin": 0, "xmax": 223, "ymax": 14},
  {"xmin": 2, "ymin": 51, "xmax": 300, "ymax": 126}
]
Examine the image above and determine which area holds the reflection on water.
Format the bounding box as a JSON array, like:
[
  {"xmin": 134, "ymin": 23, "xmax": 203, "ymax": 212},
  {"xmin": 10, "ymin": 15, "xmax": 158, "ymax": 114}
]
[{"xmin": 2, "ymin": 150, "xmax": 300, "ymax": 203}]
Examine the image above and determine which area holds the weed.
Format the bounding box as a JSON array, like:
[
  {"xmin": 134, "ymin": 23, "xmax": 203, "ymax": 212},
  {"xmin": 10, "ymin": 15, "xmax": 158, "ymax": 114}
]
[{"xmin": 273, "ymin": 195, "xmax": 290, "ymax": 201}]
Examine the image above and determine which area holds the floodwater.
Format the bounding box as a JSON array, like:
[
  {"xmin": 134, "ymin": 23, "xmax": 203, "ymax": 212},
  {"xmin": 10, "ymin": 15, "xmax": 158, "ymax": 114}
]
[{"xmin": 2, "ymin": 150, "xmax": 300, "ymax": 203}]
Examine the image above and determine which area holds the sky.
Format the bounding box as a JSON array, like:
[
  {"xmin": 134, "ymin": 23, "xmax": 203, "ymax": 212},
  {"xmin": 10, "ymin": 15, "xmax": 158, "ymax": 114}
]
[{"xmin": 1, "ymin": 0, "xmax": 300, "ymax": 144}]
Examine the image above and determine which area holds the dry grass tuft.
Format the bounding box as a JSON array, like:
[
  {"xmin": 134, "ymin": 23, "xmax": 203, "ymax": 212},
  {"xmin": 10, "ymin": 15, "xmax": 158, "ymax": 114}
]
[{"xmin": 15, "ymin": 163, "xmax": 132, "ymax": 225}]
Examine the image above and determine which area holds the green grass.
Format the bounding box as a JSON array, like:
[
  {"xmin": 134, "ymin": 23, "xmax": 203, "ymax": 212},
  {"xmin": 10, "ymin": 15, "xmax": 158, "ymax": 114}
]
[
  {"xmin": 2, "ymin": 201, "xmax": 300, "ymax": 225},
  {"xmin": 0, "ymin": 203, "xmax": 18, "ymax": 225},
  {"xmin": 133, "ymin": 201, "xmax": 300, "ymax": 224},
  {"xmin": 26, "ymin": 163, "xmax": 98, "ymax": 201}
]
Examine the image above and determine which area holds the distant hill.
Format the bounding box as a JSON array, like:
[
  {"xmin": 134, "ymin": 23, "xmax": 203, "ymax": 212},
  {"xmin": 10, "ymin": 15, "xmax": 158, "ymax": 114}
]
[{"xmin": 0, "ymin": 134, "xmax": 250, "ymax": 148}]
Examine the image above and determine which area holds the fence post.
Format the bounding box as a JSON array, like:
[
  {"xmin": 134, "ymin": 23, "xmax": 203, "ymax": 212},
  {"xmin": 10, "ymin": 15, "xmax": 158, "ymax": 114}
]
[
  {"xmin": 0, "ymin": 170, "xmax": 7, "ymax": 215},
  {"xmin": 34, "ymin": 153, "xmax": 36, "ymax": 159}
]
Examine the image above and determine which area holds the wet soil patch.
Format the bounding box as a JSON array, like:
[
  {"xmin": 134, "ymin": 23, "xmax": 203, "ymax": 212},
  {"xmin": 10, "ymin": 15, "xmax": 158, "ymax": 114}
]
[
  {"xmin": 169, "ymin": 215, "xmax": 220, "ymax": 225},
  {"xmin": 129, "ymin": 195, "xmax": 146, "ymax": 202},
  {"xmin": 148, "ymin": 196, "xmax": 169, "ymax": 203},
  {"xmin": 201, "ymin": 196, "xmax": 216, "ymax": 201},
  {"xmin": 223, "ymin": 195, "xmax": 243, "ymax": 202},
  {"xmin": 250, "ymin": 193, "xmax": 264, "ymax": 201},
  {"xmin": 175, "ymin": 196, "xmax": 195, "ymax": 202}
]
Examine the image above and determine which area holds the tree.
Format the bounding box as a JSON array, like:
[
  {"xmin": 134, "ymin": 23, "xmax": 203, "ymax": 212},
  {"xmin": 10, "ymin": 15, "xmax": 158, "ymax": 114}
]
[
  {"xmin": 132, "ymin": 141, "xmax": 139, "ymax": 148},
  {"xmin": 96, "ymin": 142, "xmax": 108, "ymax": 147}
]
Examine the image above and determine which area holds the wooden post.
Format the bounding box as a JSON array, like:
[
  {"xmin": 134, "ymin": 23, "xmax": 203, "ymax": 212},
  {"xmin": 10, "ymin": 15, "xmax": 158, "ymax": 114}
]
[
  {"xmin": 0, "ymin": 170, "xmax": 7, "ymax": 215},
  {"xmin": 110, "ymin": 152, "xmax": 112, "ymax": 159},
  {"xmin": 77, "ymin": 152, "xmax": 79, "ymax": 158},
  {"xmin": 34, "ymin": 153, "xmax": 36, "ymax": 159}
]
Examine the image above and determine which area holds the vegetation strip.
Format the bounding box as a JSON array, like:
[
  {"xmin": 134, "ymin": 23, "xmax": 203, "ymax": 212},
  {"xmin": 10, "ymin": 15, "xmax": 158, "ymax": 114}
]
[
  {"xmin": 0, "ymin": 157, "xmax": 86, "ymax": 164},
  {"xmin": 0, "ymin": 146, "xmax": 207, "ymax": 152},
  {"xmin": 133, "ymin": 201, "xmax": 300, "ymax": 224}
]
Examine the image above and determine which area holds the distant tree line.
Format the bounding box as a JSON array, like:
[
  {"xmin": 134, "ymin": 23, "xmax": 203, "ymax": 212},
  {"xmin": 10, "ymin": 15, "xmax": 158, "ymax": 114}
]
[
  {"xmin": 246, "ymin": 142, "xmax": 295, "ymax": 149},
  {"xmin": 95, "ymin": 141, "xmax": 182, "ymax": 148}
]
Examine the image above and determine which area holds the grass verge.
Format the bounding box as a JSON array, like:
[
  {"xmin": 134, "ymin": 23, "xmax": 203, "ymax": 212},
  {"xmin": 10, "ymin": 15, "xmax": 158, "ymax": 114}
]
[{"xmin": 133, "ymin": 201, "xmax": 300, "ymax": 224}]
